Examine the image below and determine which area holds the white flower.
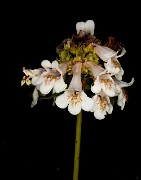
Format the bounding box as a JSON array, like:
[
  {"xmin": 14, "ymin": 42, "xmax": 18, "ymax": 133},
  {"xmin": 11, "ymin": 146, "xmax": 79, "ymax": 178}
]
[
  {"xmin": 91, "ymin": 94, "xmax": 113, "ymax": 120},
  {"xmin": 117, "ymin": 88, "xmax": 127, "ymax": 110},
  {"xmin": 55, "ymin": 62, "xmax": 94, "ymax": 115},
  {"xmin": 76, "ymin": 20, "xmax": 95, "ymax": 36},
  {"xmin": 56, "ymin": 91, "xmax": 94, "ymax": 115},
  {"xmin": 91, "ymin": 73, "xmax": 120, "ymax": 97},
  {"xmin": 104, "ymin": 48, "xmax": 126, "ymax": 80},
  {"xmin": 32, "ymin": 60, "xmax": 67, "ymax": 95},
  {"xmin": 93, "ymin": 43, "xmax": 117, "ymax": 62}
]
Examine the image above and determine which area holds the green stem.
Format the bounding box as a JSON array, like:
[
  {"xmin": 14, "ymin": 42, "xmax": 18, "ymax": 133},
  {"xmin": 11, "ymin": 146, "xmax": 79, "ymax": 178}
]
[{"xmin": 73, "ymin": 110, "xmax": 82, "ymax": 180}]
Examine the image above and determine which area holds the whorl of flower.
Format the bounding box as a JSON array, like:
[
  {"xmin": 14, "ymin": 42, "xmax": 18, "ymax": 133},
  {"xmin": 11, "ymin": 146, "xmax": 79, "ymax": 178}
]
[{"xmin": 21, "ymin": 20, "xmax": 134, "ymax": 119}]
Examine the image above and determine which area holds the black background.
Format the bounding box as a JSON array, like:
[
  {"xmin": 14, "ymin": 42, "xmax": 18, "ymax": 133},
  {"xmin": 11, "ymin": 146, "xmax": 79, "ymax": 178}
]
[{"xmin": 1, "ymin": 2, "xmax": 141, "ymax": 180}]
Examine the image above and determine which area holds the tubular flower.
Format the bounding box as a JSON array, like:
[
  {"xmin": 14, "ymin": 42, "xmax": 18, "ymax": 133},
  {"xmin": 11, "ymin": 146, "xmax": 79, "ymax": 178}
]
[
  {"xmin": 104, "ymin": 48, "xmax": 126, "ymax": 80},
  {"xmin": 55, "ymin": 62, "xmax": 94, "ymax": 115},
  {"xmin": 91, "ymin": 94, "xmax": 113, "ymax": 120},
  {"xmin": 31, "ymin": 60, "xmax": 67, "ymax": 95},
  {"xmin": 91, "ymin": 72, "xmax": 120, "ymax": 97}
]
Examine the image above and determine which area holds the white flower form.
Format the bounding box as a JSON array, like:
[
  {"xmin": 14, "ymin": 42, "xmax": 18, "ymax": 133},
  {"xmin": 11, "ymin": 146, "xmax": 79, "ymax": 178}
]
[
  {"xmin": 104, "ymin": 48, "xmax": 126, "ymax": 80},
  {"xmin": 76, "ymin": 20, "xmax": 95, "ymax": 36},
  {"xmin": 32, "ymin": 60, "xmax": 67, "ymax": 95},
  {"xmin": 91, "ymin": 94, "xmax": 113, "ymax": 120},
  {"xmin": 91, "ymin": 72, "xmax": 120, "ymax": 97},
  {"xmin": 55, "ymin": 62, "xmax": 94, "ymax": 115},
  {"xmin": 117, "ymin": 88, "xmax": 127, "ymax": 110},
  {"xmin": 93, "ymin": 43, "xmax": 118, "ymax": 62}
]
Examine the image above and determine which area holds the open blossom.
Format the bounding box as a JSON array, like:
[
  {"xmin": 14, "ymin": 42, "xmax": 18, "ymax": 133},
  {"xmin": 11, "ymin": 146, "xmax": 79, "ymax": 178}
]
[
  {"xmin": 32, "ymin": 60, "xmax": 67, "ymax": 95},
  {"xmin": 93, "ymin": 43, "xmax": 126, "ymax": 80},
  {"xmin": 55, "ymin": 62, "xmax": 94, "ymax": 115},
  {"xmin": 104, "ymin": 48, "xmax": 126, "ymax": 80},
  {"xmin": 91, "ymin": 94, "xmax": 113, "ymax": 120},
  {"xmin": 91, "ymin": 72, "xmax": 120, "ymax": 97}
]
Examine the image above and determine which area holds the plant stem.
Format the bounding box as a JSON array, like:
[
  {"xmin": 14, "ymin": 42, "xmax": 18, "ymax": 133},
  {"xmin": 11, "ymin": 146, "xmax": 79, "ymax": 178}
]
[{"xmin": 73, "ymin": 110, "xmax": 82, "ymax": 180}]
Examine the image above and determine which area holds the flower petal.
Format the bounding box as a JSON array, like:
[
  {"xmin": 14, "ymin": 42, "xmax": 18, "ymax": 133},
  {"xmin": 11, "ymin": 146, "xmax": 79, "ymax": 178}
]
[
  {"xmin": 55, "ymin": 91, "xmax": 69, "ymax": 109},
  {"xmin": 76, "ymin": 21, "xmax": 85, "ymax": 34},
  {"xmin": 116, "ymin": 48, "xmax": 126, "ymax": 58},
  {"xmin": 54, "ymin": 77, "xmax": 67, "ymax": 93},
  {"xmin": 94, "ymin": 109, "xmax": 105, "ymax": 120},
  {"xmin": 94, "ymin": 44, "xmax": 117, "ymax": 62},
  {"xmin": 85, "ymin": 20, "xmax": 95, "ymax": 35},
  {"xmin": 51, "ymin": 60, "xmax": 59, "ymax": 69},
  {"xmin": 39, "ymin": 80, "xmax": 54, "ymax": 94},
  {"xmin": 81, "ymin": 92, "xmax": 94, "ymax": 111},
  {"xmin": 32, "ymin": 76, "xmax": 44, "ymax": 86},
  {"xmin": 41, "ymin": 60, "xmax": 52, "ymax": 69},
  {"xmin": 31, "ymin": 88, "xmax": 39, "ymax": 108},
  {"xmin": 91, "ymin": 82, "xmax": 101, "ymax": 93},
  {"xmin": 114, "ymin": 77, "xmax": 135, "ymax": 88},
  {"xmin": 68, "ymin": 103, "xmax": 81, "ymax": 115}
]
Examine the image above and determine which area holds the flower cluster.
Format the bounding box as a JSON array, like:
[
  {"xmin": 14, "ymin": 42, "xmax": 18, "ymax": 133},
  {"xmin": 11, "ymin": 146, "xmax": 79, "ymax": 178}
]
[{"xmin": 21, "ymin": 20, "xmax": 134, "ymax": 120}]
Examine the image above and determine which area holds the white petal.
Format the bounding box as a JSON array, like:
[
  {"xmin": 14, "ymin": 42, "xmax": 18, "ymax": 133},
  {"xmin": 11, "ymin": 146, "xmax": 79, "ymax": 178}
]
[
  {"xmin": 116, "ymin": 48, "xmax": 126, "ymax": 58},
  {"xmin": 94, "ymin": 44, "xmax": 117, "ymax": 62},
  {"xmin": 114, "ymin": 77, "xmax": 135, "ymax": 88},
  {"xmin": 39, "ymin": 80, "xmax": 54, "ymax": 94},
  {"xmin": 107, "ymin": 104, "xmax": 113, "ymax": 114},
  {"xmin": 85, "ymin": 20, "xmax": 95, "ymax": 35},
  {"xmin": 91, "ymin": 82, "xmax": 101, "ymax": 93},
  {"xmin": 51, "ymin": 60, "xmax": 59, "ymax": 69},
  {"xmin": 68, "ymin": 103, "xmax": 81, "ymax": 115},
  {"xmin": 55, "ymin": 92, "xmax": 69, "ymax": 109},
  {"xmin": 41, "ymin": 60, "xmax": 52, "ymax": 69},
  {"xmin": 94, "ymin": 109, "xmax": 105, "ymax": 120},
  {"xmin": 31, "ymin": 88, "xmax": 39, "ymax": 108},
  {"xmin": 54, "ymin": 77, "xmax": 67, "ymax": 93},
  {"xmin": 32, "ymin": 76, "xmax": 44, "ymax": 86},
  {"xmin": 76, "ymin": 21, "xmax": 85, "ymax": 34},
  {"xmin": 102, "ymin": 87, "xmax": 116, "ymax": 97},
  {"xmin": 81, "ymin": 92, "xmax": 94, "ymax": 111},
  {"xmin": 115, "ymin": 68, "xmax": 124, "ymax": 80}
]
